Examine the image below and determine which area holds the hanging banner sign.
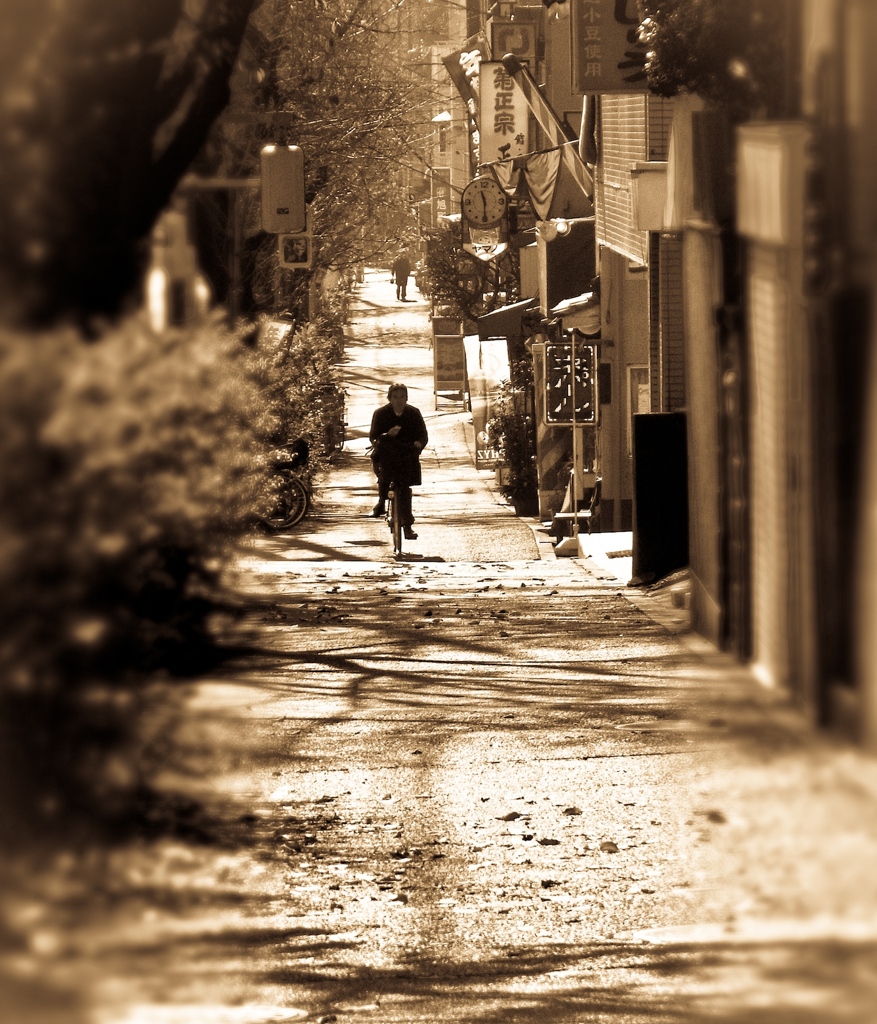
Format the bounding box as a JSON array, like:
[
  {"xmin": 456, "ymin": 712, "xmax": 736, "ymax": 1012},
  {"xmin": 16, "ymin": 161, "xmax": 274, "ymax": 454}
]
[
  {"xmin": 442, "ymin": 41, "xmax": 486, "ymax": 113},
  {"xmin": 478, "ymin": 61, "xmax": 529, "ymax": 164},
  {"xmin": 571, "ymin": 0, "xmax": 649, "ymax": 94}
]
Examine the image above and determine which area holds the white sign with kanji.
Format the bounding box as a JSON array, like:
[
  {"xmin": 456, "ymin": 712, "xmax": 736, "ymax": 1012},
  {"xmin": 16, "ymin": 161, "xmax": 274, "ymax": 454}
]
[{"xmin": 478, "ymin": 61, "xmax": 529, "ymax": 165}]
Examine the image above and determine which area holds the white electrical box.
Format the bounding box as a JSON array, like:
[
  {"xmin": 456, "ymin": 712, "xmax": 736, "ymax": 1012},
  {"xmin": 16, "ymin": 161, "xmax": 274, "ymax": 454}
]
[{"xmin": 260, "ymin": 145, "xmax": 306, "ymax": 234}]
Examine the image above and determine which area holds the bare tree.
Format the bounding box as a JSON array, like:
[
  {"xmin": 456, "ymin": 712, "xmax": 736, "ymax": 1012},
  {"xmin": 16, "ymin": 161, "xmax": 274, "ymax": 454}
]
[{"xmin": 197, "ymin": 0, "xmax": 444, "ymax": 312}]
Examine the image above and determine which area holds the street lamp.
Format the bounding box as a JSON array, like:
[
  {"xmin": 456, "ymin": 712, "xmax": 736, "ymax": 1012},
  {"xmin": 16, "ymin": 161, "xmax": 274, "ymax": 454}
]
[{"xmin": 536, "ymin": 218, "xmax": 571, "ymax": 241}]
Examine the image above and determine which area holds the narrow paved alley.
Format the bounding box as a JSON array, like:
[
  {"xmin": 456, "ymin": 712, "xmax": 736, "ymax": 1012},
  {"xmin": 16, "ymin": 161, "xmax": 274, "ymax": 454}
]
[{"xmin": 7, "ymin": 270, "xmax": 877, "ymax": 1024}]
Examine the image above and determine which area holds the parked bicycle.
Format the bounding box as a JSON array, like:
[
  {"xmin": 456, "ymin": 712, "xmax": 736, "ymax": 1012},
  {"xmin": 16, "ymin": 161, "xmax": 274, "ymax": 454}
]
[{"xmin": 257, "ymin": 439, "xmax": 310, "ymax": 532}]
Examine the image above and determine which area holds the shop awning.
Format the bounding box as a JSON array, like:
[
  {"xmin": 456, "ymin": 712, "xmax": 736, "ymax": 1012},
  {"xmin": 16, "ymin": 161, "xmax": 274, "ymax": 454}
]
[
  {"xmin": 477, "ymin": 296, "xmax": 539, "ymax": 340},
  {"xmin": 550, "ymin": 291, "xmax": 600, "ymax": 336}
]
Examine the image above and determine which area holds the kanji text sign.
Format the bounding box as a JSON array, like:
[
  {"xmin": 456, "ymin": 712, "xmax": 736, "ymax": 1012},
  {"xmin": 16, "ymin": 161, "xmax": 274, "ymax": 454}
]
[
  {"xmin": 571, "ymin": 0, "xmax": 649, "ymax": 94},
  {"xmin": 478, "ymin": 62, "xmax": 529, "ymax": 164},
  {"xmin": 431, "ymin": 167, "xmax": 452, "ymax": 227},
  {"xmin": 545, "ymin": 343, "xmax": 597, "ymax": 424}
]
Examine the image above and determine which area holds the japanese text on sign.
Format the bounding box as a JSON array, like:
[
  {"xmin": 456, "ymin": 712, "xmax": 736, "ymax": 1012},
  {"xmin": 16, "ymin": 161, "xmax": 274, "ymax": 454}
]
[
  {"xmin": 478, "ymin": 61, "xmax": 529, "ymax": 164},
  {"xmin": 545, "ymin": 343, "xmax": 597, "ymax": 424},
  {"xmin": 572, "ymin": 0, "xmax": 648, "ymax": 94},
  {"xmin": 432, "ymin": 167, "xmax": 452, "ymax": 227}
]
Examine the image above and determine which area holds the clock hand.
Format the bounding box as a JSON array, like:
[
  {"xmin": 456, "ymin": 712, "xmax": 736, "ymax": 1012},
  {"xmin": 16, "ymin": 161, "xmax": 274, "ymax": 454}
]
[{"xmin": 481, "ymin": 192, "xmax": 488, "ymax": 219}]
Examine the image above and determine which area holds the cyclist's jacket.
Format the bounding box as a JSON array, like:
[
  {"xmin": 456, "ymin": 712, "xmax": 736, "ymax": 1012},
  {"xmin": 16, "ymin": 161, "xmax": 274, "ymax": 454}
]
[{"xmin": 369, "ymin": 402, "xmax": 428, "ymax": 486}]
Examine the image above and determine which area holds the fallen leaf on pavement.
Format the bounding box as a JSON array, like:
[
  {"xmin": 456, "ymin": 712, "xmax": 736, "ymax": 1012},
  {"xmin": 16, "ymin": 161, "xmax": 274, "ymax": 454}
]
[
  {"xmin": 537, "ymin": 838, "xmax": 560, "ymax": 846},
  {"xmin": 563, "ymin": 806, "xmax": 582, "ymax": 816},
  {"xmin": 600, "ymin": 840, "xmax": 620, "ymax": 853}
]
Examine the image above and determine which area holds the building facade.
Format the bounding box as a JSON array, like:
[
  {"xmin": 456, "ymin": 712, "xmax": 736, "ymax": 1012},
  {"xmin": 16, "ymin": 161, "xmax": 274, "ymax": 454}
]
[{"xmin": 435, "ymin": 0, "xmax": 877, "ymax": 748}]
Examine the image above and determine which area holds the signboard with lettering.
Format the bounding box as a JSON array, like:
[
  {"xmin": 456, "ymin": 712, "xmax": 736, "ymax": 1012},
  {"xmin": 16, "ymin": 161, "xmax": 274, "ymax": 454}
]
[
  {"xmin": 478, "ymin": 61, "xmax": 529, "ymax": 164},
  {"xmin": 434, "ymin": 334, "xmax": 467, "ymax": 397},
  {"xmin": 442, "ymin": 42, "xmax": 485, "ymax": 112},
  {"xmin": 489, "ymin": 19, "xmax": 536, "ymax": 63},
  {"xmin": 571, "ymin": 0, "xmax": 649, "ymax": 94},
  {"xmin": 544, "ymin": 342, "xmax": 597, "ymax": 424},
  {"xmin": 462, "ymin": 220, "xmax": 509, "ymax": 262},
  {"xmin": 431, "ymin": 167, "xmax": 452, "ymax": 228}
]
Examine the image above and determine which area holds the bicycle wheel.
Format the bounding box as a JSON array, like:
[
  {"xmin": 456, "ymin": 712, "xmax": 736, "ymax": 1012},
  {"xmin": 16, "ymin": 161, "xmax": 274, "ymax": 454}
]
[
  {"xmin": 389, "ymin": 487, "xmax": 402, "ymax": 555},
  {"xmin": 264, "ymin": 473, "xmax": 309, "ymax": 530}
]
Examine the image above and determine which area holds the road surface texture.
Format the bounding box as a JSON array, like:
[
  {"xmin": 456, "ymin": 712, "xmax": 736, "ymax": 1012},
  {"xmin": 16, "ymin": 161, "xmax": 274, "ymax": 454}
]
[{"xmin": 3, "ymin": 269, "xmax": 877, "ymax": 1024}]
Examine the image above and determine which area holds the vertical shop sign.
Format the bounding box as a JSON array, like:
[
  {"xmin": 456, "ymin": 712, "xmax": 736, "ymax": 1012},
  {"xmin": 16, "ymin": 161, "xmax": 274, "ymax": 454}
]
[
  {"xmin": 431, "ymin": 167, "xmax": 452, "ymax": 228},
  {"xmin": 571, "ymin": 0, "xmax": 649, "ymax": 94},
  {"xmin": 478, "ymin": 61, "xmax": 529, "ymax": 164},
  {"xmin": 544, "ymin": 342, "xmax": 597, "ymax": 424}
]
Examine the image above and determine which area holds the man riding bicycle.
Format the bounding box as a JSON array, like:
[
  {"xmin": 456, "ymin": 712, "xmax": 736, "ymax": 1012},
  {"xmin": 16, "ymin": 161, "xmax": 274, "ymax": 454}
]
[{"xmin": 369, "ymin": 383, "xmax": 428, "ymax": 540}]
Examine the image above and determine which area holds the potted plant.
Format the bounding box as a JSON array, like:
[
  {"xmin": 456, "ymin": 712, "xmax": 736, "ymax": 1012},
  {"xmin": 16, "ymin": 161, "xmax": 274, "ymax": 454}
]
[{"xmin": 488, "ymin": 381, "xmax": 539, "ymax": 516}]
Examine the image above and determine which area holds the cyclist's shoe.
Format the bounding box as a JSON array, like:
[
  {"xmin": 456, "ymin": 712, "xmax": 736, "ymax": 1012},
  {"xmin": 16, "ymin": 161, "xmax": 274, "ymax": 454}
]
[
  {"xmin": 404, "ymin": 527, "xmax": 418, "ymax": 540},
  {"xmin": 371, "ymin": 502, "xmax": 386, "ymax": 517}
]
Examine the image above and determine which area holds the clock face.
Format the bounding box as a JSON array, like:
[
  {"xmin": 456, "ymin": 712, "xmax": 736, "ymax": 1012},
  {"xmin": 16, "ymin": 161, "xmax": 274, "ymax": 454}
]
[{"xmin": 461, "ymin": 177, "xmax": 508, "ymax": 226}]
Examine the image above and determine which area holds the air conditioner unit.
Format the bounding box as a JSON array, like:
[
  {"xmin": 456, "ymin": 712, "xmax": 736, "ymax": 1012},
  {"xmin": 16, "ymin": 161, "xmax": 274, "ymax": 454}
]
[{"xmin": 630, "ymin": 162, "xmax": 668, "ymax": 232}]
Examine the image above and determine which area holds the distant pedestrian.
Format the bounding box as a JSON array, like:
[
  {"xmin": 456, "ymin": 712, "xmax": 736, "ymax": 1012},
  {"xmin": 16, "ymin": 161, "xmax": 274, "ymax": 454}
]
[{"xmin": 392, "ymin": 252, "xmax": 411, "ymax": 301}]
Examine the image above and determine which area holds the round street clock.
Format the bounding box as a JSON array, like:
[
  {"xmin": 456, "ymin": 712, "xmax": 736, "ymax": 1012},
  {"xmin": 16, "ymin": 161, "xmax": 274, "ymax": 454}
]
[{"xmin": 461, "ymin": 176, "xmax": 508, "ymax": 226}]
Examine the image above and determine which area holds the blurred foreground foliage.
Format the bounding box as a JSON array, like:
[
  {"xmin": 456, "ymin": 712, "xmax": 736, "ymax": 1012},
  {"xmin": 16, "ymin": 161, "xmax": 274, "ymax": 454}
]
[
  {"xmin": 638, "ymin": 0, "xmax": 794, "ymax": 120},
  {"xmin": 0, "ymin": 0, "xmax": 258, "ymax": 329},
  {"xmin": 0, "ymin": 311, "xmax": 343, "ymax": 840}
]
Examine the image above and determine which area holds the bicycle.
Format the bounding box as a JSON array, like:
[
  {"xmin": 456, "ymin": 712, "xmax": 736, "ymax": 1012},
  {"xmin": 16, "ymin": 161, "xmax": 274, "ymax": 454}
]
[
  {"xmin": 368, "ymin": 438, "xmax": 420, "ymax": 556},
  {"xmin": 257, "ymin": 440, "xmax": 310, "ymax": 532},
  {"xmin": 386, "ymin": 482, "xmax": 404, "ymax": 556}
]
